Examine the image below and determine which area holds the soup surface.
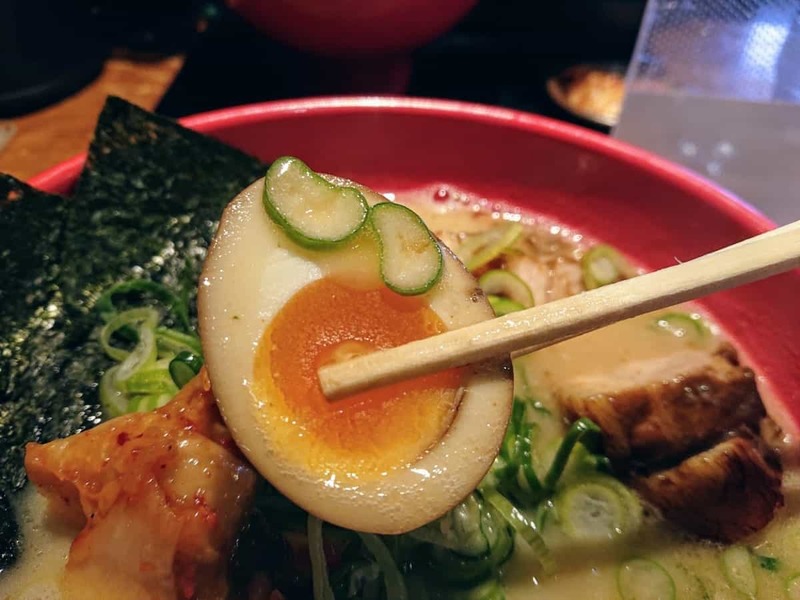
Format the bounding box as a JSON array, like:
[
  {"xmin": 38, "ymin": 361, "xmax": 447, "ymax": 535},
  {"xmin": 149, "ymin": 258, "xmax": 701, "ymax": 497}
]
[{"xmin": 1, "ymin": 184, "xmax": 797, "ymax": 600}]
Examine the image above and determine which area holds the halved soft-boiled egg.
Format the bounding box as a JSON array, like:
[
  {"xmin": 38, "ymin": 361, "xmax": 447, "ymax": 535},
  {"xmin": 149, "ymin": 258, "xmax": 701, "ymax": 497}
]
[{"xmin": 198, "ymin": 157, "xmax": 513, "ymax": 534}]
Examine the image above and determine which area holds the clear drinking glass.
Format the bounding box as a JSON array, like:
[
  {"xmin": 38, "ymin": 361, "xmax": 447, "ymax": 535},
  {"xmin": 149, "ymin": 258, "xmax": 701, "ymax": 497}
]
[{"xmin": 615, "ymin": 0, "xmax": 800, "ymax": 224}]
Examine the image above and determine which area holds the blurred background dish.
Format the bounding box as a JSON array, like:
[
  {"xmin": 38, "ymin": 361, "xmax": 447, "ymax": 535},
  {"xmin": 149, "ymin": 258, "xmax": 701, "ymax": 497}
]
[{"xmin": 546, "ymin": 62, "xmax": 627, "ymax": 128}]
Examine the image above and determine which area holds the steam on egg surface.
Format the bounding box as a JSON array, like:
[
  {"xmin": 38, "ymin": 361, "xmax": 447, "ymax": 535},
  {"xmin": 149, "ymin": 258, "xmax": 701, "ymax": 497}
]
[{"xmin": 198, "ymin": 162, "xmax": 512, "ymax": 534}]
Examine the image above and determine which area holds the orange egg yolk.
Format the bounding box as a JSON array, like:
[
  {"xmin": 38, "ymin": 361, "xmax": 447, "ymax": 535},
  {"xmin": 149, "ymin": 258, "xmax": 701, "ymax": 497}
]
[{"xmin": 254, "ymin": 277, "xmax": 464, "ymax": 480}]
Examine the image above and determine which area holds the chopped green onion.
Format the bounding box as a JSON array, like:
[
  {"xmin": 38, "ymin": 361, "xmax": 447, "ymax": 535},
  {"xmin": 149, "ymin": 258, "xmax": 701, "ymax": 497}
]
[
  {"xmin": 543, "ymin": 418, "xmax": 603, "ymax": 490},
  {"xmin": 721, "ymin": 545, "xmax": 757, "ymax": 598},
  {"xmin": 454, "ymin": 579, "xmax": 506, "ymax": 600},
  {"xmin": 169, "ymin": 351, "xmax": 203, "ymax": 388},
  {"xmin": 410, "ymin": 494, "xmax": 488, "ymax": 557},
  {"xmin": 517, "ymin": 422, "xmax": 545, "ymax": 502},
  {"xmin": 426, "ymin": 512, "xmax": 513, "ymax": 586},
  {"xmin": 618, "ymin": 559, "xmax": 676, "ymax": 600},
  {"xmin": 483, "ymin": 489, "xmax": 553, "ymax": 574},
  {"xmin": 127, "ymin": 393, "xmax": 171, "ymax": 413},
  {"xmin": 370, "ymin": 202, "xmax": 444, "ymax": 296},
  {"xmin": 100, "ymin": 308, "xmax": 158, "ymax": 417},
  {"xmin": 97, "ymin": 282, "xmax": 202, "ymax": 417},
  {"xmin": 99, "ymin": 307, "xmax": 159, "ymax": 362},
  {"xmin": 125, "ymin": 368, "xmax": 179, "ymax": 395},
  {"xmin": 263, "ymin": 156, "xmax": 369, "ymax": 249},
  {"xmin": 498, "ymin": 400, "xmax": 525, "ymax": 465},
  {"xmin": 358, "ymin": 533, "xmax": 408, "ymax": 600},
  {"xmin": 555, "ymin": 479, "xmax": 635, "ymax": 541},
  {"xmin": 653, "ymin": 312, "xmax": 709, "ymax": 343},
  {"xmin": 488, "ymin": 295, "xmax": 525, "ymax": 316},
  {"xmin": 509, "ymin": 398, "xmax": 527, "ymax": 434},
  {"xmin": 753, "ymin": 552, "xmax": 780, "ymax": 572},
  {"xmin": 591, "ymin": 476, "xmax": 643, "ymax": 530},
  {"xmin": 96, "ymin": 278, "xmax": 191, "ymax": 331},
  {"xmin": 532, "ymin": 500, "xmax": 554, "ymax": 532},
  {"xmin": 156, "ymin": 327, "xmax": 202, "ymax": 355},
  {"xmin": 479, "ymin": 270, "xmax": 534, "ymax": 308},
  {"xmin": 581, "ymin": 244, "xmax": 630, "ymax": 289},
  {"xmin": 787, "ymin": 573, "xmax": 800, "ymax": 600},
  {"xmin": 111, "ymin": 318, "xmax": 157, "ymax": 386},
  {"xmin": 458, "ymin": 223, "xmax": 523, "ymax": 272},
  {"xmin": 99, "ymin": 365, "xmax": 127, "ymax": 418},
  {"xmin": 308, "ymin": 515, "xmax": 335, "ymax": 600}
]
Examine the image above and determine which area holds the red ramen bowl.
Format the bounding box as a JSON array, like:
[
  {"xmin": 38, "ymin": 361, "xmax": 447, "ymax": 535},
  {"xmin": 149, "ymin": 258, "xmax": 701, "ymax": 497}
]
[{"xmin": 30, "ymin": 96, "xmax": 800, "ymax": 440}]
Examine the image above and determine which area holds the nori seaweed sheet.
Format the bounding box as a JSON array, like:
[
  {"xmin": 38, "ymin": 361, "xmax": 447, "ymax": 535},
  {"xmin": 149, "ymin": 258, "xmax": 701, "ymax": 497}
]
[
  {"xmin": 0, "ymin": 176, "xmax": 69, "ymax": 569},
  {"xmin": 0, "ymin": 97, "xmax": 266, "ymax": 570},
  {"xmin": 66, "ymin": 96, "xmax": 265, "ymax": 323},
  {"xmin": 0, "ymin": 492, "xmax": 18, "ymax": 567}
]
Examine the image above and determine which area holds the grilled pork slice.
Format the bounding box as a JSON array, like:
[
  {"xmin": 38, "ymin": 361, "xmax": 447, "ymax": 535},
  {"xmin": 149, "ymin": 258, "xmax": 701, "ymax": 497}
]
[
  {"xmin": 25, "ymin": 369, "xmax": 256, "ymax": 600},
  {"xmin": 633, "ymin": 436, "xmax": 783, "ymax": 542},
  {"xmin": 554, "ymin": 343, "xmax": 764, "ymax": 463}
]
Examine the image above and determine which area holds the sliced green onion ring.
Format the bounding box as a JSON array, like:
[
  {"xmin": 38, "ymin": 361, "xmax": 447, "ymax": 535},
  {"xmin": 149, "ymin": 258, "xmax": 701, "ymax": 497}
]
[
  {"xmin": 99, "ymin": 366, "xmax": 127, "ymax": 418},
  {"xmin": 581, "ymin": 244, "xmax": 631, "ymax": 290},
  {"xmin": 97, "ymin": 291, "xmax": 202, "ymax": 417},
  {"xmin": 115, "ymin": 325, "xmax": 157, "ymax": 383},
  {"xmin": 721, "ymin": 545, "xmax": 757, "ymax": 597},
  {"xmin": 543, "ymin": 418, "xmax": 603, "ymax": 491},
  {"xmin": 517, "ymin": 422, "xmax": 545, "ymax": 502},
  {"xmin": 409, "ymin": 494, "xmax": 488, "ymax": 557},
  {"xmin": 479, "ymin": 270, "xmax": 534, "ymax": 308},
  {"xmin": 458, "ymin": 223, "xmax": 523, "ymax": 272},
  {"xmin": 555, "ymin": 480, "xmax": 630, "ymax": 541},
  {"xmin": 653, "ymin": 311, "xmax": 709, "ymax": 343},
  {"xmin": 127, "ymin": 393, "xmax": 171, "ymax": 413},
  {"xmin": 618, "ymin": 559, "xmax": 676, "ymax": 600},
  {"xmin": 308, "ymin": 515, "xmax": 335, "ymax": 600},
  {"xmin": 358, "ymin": 533, "xmax": 408, "ymax": 600},
  {"xmin": 125, "ymin": 368, "xmax": 179, "ymax": 395},
  {"xmin": 263, "ymin": 156, "xmax": 369, "ymax": 249},
  {"xmin": 156, "ymin": 327, "xmax": 203, "ymax": 355},
  {"xmin": 369, "ymin": 202, "xmax": 444, "ymax": 296},
  {"xmin": 96, "ymin": 278, "xmax": 191, "ymax": 331},
  {"xmin": 169, "ymin": 351, "xmax": 204, "ymax": 388},
  {"xmin": 483, "ymin": 489, "xmax": 553, "ymax": 574},
  {"xmin": 488, "ymin": 295, "xmax": 525, "ymax": 317},
  {"xmin": 99, "ymin": 307, "xmax": 159, "ymax": 362}
]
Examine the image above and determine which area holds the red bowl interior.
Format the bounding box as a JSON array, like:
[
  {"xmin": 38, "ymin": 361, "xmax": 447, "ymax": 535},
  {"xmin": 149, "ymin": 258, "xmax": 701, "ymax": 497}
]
[{"xmin": 30, "ymin": 96, "xmax": 800, "ymax": 438}]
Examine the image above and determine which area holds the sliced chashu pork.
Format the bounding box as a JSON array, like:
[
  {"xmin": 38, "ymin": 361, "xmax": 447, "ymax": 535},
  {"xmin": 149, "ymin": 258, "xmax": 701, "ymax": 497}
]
[
  {"xmin": 529, "ymin": 305, "xmax": 767, "ymax": 465},
  {"xmin": 525, "ymin": 309, "xmax": 782, "ymax": 541},
  {"xmin": 555, "ymin": 342, "xmax": 764, "ymax": 463},
  {"xmin": 633, "ymin": 436, "xmax": 783, "ymax": 542}
]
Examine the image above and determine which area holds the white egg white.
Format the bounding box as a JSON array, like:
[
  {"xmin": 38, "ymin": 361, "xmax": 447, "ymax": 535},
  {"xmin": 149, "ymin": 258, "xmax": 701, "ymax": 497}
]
[{"xmin": 198, "ymin": 176, "xmax": 513, "ymax": 534}]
